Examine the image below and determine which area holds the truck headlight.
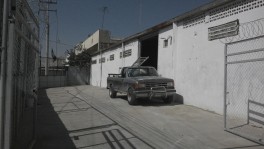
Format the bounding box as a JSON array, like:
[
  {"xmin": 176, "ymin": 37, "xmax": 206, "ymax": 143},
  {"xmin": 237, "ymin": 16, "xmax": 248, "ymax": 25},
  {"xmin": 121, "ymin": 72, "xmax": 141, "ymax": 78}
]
[
  {"xmin": 134, "ymin": 83, "xmax": 146, "ymax": 89},
  {"xmin": 138, "ymin": 83, "xmax": 146, "ymax": 88},
  {"xmin": 167, "ymin": 82, "xmax": 174, "ymax": 87}
]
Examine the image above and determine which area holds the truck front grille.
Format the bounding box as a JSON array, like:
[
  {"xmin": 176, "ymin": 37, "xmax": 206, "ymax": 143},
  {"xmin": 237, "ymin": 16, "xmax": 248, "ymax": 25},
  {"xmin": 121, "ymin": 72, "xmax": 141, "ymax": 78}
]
[{"xmin": 145, "ymin": 82, "xmax": 167, "ymax": 88}]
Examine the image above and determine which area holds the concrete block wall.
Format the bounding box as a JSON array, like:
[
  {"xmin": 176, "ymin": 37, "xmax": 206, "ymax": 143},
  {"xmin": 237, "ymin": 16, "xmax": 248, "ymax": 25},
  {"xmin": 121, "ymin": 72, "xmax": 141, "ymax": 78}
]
[{"xmin": 39, "ymin": 76, "xmax": 67, "ymax": 88}]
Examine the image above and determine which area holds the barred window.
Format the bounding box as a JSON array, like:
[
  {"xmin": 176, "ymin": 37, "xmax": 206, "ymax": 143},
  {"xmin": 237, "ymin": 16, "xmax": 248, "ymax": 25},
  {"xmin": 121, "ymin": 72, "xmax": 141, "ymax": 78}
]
[
  {"xmin": 99, "ymin": 57, "xmax": 105, "ymax": 63},
  {"xmin": 163, "ymin": 40, "xmax": 168, "ymax": 48},
  {"xmin": 110, "ymin": 54, "xmax": 114, "ymax": 61},
  {"xmin": 120, "ymin": 49, "xmax": 132, "ymax": 58},
  {"xmin": 123, "ymin": 49, "xmax": 132, "ymax": 57}
]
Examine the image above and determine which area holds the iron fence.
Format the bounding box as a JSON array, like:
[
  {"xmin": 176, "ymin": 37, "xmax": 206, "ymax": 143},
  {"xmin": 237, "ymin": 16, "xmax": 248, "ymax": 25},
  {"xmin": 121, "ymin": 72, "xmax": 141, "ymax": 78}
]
[
  {"xmin": 39, "ymin": 57, "xmax": 67, "ymax": 76},
  {"xmin": 224, "ymin": 35, "xmax": 264, "ymax": 145},
  {"xmin": 0, "ymin": 0, "xmax": 39, "ymax": 148}
]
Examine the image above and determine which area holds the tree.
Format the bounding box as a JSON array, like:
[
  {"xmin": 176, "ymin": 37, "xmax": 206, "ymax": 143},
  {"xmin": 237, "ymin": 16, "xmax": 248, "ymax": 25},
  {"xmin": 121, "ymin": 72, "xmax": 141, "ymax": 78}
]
[
  {"xmin": 66, "ymin": 49, "xmax": 77, "ymax": 66},
  {"xmin": 66, "ymin": 49, "xmax": 91, "ymax": 68},
  {"xmin": 75, "ymin": 50, "xmax": 91, "ymax": 68}
]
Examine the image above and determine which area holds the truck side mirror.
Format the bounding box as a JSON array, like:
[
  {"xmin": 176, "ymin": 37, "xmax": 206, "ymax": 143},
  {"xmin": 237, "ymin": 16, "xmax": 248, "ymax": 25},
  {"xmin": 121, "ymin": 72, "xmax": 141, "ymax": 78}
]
[{"xmin": 121, "ymin": 73, "xmax": 125, "ymax": 78}]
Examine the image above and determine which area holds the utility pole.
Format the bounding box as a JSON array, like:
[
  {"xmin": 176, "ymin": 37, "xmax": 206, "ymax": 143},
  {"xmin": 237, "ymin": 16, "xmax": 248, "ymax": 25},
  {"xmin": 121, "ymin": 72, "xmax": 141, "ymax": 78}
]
[
  {"xmin": 99, "ymin": 6, "xmax": 108, "ymax": 87},
  {"xmin": 101, "ymin": 6, "xmax": 108, "ymax": 29},
  {"xmin": 39, "ymin": 0, "xmax": 57, "ymax": 76},
  {"xmin": 45, "ymin": 3, "xmax": 49, "ymax": 76}
]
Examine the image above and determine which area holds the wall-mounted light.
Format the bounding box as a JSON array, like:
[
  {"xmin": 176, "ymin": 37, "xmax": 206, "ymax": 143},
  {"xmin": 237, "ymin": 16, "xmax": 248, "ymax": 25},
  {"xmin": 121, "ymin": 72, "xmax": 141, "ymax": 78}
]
[{"xmin": 160, "ymin": 36, "xmax": 172, "ymax": 48}]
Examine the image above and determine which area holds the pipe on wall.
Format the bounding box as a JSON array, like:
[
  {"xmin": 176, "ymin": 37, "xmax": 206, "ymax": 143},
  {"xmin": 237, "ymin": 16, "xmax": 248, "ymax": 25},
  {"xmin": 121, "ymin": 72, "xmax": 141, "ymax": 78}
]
[{"xmin": 0, "ymin": 0, "xmax": 10, "ymax": 148}]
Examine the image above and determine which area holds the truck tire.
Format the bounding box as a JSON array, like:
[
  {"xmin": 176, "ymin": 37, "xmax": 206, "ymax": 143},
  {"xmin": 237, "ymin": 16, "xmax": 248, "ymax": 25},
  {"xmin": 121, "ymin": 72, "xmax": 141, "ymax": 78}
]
[
  {"xmin": 163, "ymin": 96, "xmax": 174, "ymax": 104},
  {"xmin": 109, "ymin": 86, "xmax": 117, "ymax": 98},
  {"xmin": 127, "ymin": 88, "xmax": 137, "ymax": 105}
]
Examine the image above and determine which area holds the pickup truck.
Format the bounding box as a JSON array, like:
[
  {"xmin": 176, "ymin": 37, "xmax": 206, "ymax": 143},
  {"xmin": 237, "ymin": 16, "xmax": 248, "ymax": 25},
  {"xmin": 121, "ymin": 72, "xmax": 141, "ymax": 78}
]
[{"xmin": 107, "ymin": 66, "xmax": 176, "ymax": 105}]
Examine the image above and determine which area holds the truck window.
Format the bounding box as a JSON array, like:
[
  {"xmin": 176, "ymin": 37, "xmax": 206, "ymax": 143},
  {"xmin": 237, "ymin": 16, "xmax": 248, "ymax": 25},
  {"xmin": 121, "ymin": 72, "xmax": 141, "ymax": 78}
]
[
  {"xmin": 121, "ymin": 68, "xmax": 128, "ymax": 78},
  {"xmin": 127, "ymin": 68, "xmax": 158, "ymax": 77}
]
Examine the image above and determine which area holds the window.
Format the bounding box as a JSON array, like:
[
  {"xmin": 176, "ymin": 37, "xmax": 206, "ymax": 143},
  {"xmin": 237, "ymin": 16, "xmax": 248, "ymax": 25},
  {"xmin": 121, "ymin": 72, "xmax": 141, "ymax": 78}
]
[
  {"xmin": 99, "ymin": 57, "xmax": 105, "ymax": 63},
  {"xmin": 123, "ymin": 49, "xmax": 132, "ymax": 57},
  {"xmin": 163, "ymin": 39, "xmax": 168, "ymax": 48},
  {"xmin": 91, "ymin": 60, "xmax": 97, "ymax": 64},
  {"xmin": 127, "ymin": 68, "xmax": 158, "ymax": 77},
  {"xmin": 208, "ymin": 20, "xmax": 239, "ymax": 41},
  {"xmin": 110, "ymin": 54, "xmax": 114, "ymax": 61},
  {"xmin": 120, "ymin": 49, "xmax": 132, "ymax": 58}
]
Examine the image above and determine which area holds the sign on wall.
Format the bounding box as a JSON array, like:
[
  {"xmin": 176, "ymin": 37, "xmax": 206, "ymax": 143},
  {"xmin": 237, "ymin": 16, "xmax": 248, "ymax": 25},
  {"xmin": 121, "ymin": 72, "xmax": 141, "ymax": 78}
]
[{"xmin": 208, "ymin": 20, "xmax": 239, "ymax": 41}]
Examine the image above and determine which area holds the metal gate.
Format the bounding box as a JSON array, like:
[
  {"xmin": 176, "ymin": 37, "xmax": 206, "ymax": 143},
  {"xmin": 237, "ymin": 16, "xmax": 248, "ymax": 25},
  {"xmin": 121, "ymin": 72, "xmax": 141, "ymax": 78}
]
[
  {"xmin": 224, "ymin": 35, "xmax": 264, "ymax": 145},
  {"xmin": 0, "ymin": 0, "xmax": 39, "ymax": 148}
]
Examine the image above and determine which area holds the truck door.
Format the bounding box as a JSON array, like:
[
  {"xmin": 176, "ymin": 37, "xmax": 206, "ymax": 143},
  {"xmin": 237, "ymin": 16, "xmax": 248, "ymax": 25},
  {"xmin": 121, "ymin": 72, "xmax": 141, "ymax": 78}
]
[{"xmin": 119, "ymin": 68, "xmax": 127, "ymax": 92}]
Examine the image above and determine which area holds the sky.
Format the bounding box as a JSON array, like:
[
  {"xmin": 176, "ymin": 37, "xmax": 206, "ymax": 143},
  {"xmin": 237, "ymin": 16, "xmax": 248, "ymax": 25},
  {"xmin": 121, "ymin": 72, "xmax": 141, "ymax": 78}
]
[{"xmin": 37, "ymin": 0, "xmax": 214, "ymax": 57}]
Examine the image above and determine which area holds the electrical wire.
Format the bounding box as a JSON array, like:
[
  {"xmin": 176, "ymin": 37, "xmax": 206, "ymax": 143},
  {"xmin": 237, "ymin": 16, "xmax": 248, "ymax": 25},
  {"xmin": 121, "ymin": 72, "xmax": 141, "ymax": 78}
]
[{"xmin": 49, "ymin": 40, "xmax": 74, "ymax": 47}]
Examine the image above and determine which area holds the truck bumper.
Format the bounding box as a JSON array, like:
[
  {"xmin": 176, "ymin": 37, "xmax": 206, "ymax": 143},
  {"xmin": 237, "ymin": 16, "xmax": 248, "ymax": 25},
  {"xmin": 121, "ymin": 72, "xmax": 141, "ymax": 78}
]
[{"xmin": 134, "ymin": 87, "xmax": 176, "ymax": 99}]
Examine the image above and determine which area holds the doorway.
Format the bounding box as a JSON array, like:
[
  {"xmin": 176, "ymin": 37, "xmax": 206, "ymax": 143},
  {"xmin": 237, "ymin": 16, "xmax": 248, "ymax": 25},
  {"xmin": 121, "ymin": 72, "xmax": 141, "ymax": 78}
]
[{"xmin": 140, "ymin": 35, "xmax": 158, "ymax": 69}]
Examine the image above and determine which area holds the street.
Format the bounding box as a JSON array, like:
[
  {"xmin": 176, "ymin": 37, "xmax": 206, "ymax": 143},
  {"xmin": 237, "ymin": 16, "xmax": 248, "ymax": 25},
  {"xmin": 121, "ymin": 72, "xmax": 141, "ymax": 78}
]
[{"xmin": 34, "ymin": 85, "xmax": 263, "ymax": 149}]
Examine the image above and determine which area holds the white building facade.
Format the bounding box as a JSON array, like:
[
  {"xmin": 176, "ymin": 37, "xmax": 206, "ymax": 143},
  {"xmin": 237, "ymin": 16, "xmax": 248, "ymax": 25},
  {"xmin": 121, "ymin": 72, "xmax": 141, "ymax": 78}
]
[{"xmin": 90, "ymin": 0, "xmax": 264, "ymax": 116}]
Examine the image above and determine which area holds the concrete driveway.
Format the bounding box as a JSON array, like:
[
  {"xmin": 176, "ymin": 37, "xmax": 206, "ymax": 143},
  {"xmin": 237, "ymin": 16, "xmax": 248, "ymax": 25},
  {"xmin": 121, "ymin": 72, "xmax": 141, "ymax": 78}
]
[{"xmin": 34, "ymin": 85, "xmax": 263, "ymax": 149}]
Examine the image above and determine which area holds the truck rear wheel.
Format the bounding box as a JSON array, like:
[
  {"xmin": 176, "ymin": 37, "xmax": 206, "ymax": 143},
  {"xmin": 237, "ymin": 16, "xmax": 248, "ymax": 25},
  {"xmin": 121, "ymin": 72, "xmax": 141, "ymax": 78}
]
[
  {"xmin": 127, "ymin": 88, "xmax": 137, "ymax": 105},
  {"xmin": 109, "ymin": 86, "xmax": 117, "ymax": 98}
]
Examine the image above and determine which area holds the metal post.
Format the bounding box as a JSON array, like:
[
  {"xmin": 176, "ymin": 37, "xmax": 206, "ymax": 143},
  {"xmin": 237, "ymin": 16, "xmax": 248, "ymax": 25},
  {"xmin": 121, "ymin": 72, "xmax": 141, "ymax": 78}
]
[
  {"xmin": 247, "ymin": 100, "xmax": 250, "ymax": 124},
  {"xmin": 122, "ymin": 42, "xmax": 125, "ymax": 67},
  {"xmin": 45, "ymin": 3, "xmax": 49, "ymax": 76},
  {"xmin": 4, "ymin": 18, "xmax": 15, "ymax": 149},
  {"xmin": 172, "ymin": 22, "xmax": 178, "ymax": 82},
  {"xmin": 99, "ymin": 41, "xmax": 102, "ymax": 87},
  {"xmin": 224, "ymin": 44, "xmax": 227, "ymax": 129},
  {"xmin": 0, "ymin": 0, "xmax": 9, "ymax": 147}
]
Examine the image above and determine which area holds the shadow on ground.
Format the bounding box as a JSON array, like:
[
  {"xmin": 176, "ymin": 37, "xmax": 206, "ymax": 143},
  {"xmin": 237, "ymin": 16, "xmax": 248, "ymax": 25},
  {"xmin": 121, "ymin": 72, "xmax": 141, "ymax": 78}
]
[
  {"xmin": 118, "ymin": 93, "xmax": 184, "ymax": 107},
  {"xmin": 33, "ymin": 90, "xmax": 76, "ymax": 149}
]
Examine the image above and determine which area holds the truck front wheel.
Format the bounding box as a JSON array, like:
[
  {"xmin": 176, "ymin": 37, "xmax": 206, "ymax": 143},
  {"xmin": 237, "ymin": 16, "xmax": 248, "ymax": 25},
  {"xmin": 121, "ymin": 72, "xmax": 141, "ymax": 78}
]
[
  {"xmin": 127, "ymin": 88, "xmax": 137, "ymax": 105},
  {"xmin": 109, "ymin": 86, "xmax": 117, "ymax": 98}
]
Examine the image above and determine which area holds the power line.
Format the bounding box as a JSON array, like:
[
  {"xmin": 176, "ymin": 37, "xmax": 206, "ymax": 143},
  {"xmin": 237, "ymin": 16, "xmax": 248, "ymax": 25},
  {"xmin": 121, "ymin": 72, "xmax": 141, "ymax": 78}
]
[{"xmin": 49, "ymin": 40, "xmax": 74, "ymax": 47}]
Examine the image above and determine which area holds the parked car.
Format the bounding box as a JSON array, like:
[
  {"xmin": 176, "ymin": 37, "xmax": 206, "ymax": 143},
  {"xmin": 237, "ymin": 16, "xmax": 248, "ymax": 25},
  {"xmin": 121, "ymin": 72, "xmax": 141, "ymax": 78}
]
[{"xmin": 107, "ymin": 66, "xmax": 176, "ymax": 105}]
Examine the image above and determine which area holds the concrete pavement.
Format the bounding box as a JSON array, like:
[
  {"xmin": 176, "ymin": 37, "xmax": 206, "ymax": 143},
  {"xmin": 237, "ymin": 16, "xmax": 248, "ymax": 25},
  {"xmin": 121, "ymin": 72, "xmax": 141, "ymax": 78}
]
[{"xmin": 34, "ymin": 85, "xmax": 263, "ymax": 149}]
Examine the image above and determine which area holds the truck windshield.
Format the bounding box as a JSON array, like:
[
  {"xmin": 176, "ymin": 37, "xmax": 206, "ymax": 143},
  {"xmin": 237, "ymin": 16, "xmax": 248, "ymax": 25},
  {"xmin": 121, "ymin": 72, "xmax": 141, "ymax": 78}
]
[{"xmin": 127, "ymin": 68, "xmax": 158, "ymax": 77}]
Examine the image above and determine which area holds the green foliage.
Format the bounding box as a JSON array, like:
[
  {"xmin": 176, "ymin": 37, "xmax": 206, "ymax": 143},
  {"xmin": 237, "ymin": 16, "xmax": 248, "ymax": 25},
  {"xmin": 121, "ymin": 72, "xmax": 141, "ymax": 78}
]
[{"xmin": 67, "ymin": 49, "xmax": 91, "ymax": 68}]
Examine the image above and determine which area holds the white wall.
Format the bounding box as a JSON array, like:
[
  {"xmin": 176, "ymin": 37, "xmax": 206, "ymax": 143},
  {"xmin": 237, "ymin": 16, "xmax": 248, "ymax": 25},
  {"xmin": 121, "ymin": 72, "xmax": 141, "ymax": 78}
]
[
  {"xmin": 173, "ymin": 1, "xmax": 264, "ymax": 114},
  {"xmin": 91, "ymin": 40, "xmax": 139, "ymax": 88},
  {"xmin": 91, "ymin": 55, "xmax": 101, "ymax": 87},
  {"xmin": 82, "ymin": 30, "xmax": 100, "ymax": 50},
  {"xmin": 89, "ymin": 0, "xmax": 264, "ymax": 115},
  {"xmin": 158, "ymin": 26, "xmax": 174, "ymax": 79}
]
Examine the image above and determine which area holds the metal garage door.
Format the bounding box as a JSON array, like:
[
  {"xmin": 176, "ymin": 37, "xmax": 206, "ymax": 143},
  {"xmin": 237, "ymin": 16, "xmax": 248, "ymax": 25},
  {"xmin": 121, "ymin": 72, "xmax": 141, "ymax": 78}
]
[{"xmin": 224, "ymin": 35, "xmax": 264, "ymax": 145}]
